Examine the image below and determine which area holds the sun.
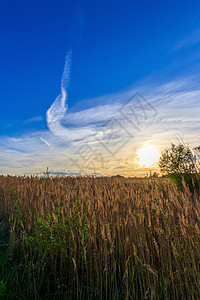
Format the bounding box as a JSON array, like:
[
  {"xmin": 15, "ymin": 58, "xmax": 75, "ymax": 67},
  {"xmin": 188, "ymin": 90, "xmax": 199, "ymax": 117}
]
[{"xmin": 137, "ymin": 145, "xmax": 160, "ymax": 167}]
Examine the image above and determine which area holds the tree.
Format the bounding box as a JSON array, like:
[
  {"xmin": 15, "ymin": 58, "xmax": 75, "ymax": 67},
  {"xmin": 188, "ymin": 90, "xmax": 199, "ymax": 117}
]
[
  {"xmin": 159, "ymin": 143, "xmax": 197, "ymax": 175},
  {"xmin": 194, "ymin": 146, "xmax": 200, "ymax": 171}
]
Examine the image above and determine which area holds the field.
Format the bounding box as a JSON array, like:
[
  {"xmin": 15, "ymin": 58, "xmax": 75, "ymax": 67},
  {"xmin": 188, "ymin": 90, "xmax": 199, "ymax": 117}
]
[{"xmin": 0, "ymin": 175, "xmax": 200, "ymax": 299}]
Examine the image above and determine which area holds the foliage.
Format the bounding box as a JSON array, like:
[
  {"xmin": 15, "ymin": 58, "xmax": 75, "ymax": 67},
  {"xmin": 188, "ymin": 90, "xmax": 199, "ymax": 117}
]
[
  {"xmin": 168, "ymin": 172, "xmax": 200, "ymax": 192},
  {"xmin": 0, "ymin": 222, "xmax": 9, "ymax": 299},
  {"xmin": 194, "ymin": 146, "xmax": 200, "ymax": 170},
  {"xmin": 159, "ymin": 143, "xmax": 197, "ymax": 175},
  {"xmin": 159, "ymin": 143, "xmax": 200, "ymax": 191}
]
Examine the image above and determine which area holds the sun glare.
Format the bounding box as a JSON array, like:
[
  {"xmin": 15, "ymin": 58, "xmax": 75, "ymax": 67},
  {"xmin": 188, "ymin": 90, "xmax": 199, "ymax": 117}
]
[{"xmin": 137, "ymin": 145, "xmax": 160, "ymax": 167}]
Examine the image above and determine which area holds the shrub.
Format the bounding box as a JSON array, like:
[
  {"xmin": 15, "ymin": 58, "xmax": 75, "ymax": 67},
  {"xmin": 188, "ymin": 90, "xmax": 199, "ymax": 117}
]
[
  {"xmin": 168, "ymin": 173, "xmax": 200, "ymax": 192},
  {"xmin": 159, "ymin": 143, "xmax": 197, "ymax": 175}
]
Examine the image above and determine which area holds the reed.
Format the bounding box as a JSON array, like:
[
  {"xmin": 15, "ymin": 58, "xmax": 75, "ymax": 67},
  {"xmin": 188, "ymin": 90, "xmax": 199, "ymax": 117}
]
[{"xmin": 0, "ymin": 175, "xmax": 200, "ymax": 299}]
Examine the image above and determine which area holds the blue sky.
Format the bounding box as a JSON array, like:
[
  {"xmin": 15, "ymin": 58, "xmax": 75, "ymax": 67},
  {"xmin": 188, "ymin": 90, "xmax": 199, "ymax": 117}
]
[{"xmin": 1, "ymin": 0, "xmax": 200, "ymax": 176}]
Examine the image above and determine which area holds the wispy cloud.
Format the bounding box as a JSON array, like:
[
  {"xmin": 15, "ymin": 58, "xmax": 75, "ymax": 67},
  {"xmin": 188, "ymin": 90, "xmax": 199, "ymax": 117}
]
[
  {"xmin": 46, "ymin": 51, "xmax": 97, "ymax": 141},
  {"xmin": 24, "ymin": 116, "xmax": 43, "ymax": 124},
  {"xmin": 46, "ymin": 51, "xmax": 74, "ymax": 139},
  {"xmin": 1, "ymin": 50, "xmax": 200, "ymax": 176},
  {"xmin": 40, "ymin": 137, "xmax": 53, "ymax": 149},
  {"xmin": 172, "ymin": 28, "xmax": 200, "ymax": 52},
  {"xmin": 0, "ymin": 74, "xmax": 200, "ymax": 176}
]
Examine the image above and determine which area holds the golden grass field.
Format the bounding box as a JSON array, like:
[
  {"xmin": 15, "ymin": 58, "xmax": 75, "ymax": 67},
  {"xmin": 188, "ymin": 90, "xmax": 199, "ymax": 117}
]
[{"xmin": 0, "ymin": 175, "xmax": 200, "ymax": 299}]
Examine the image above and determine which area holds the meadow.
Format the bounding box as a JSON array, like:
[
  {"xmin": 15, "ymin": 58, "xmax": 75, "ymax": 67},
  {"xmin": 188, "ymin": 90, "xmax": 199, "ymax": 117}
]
[{"xmin": 0, "ymin": 175, "xmax": 200, "ymax": 299}]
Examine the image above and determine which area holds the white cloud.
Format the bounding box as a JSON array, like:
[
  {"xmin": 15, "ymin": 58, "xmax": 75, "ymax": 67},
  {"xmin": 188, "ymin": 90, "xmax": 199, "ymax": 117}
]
[
  {"xmin": 46, "ymin": 51, "xmax": 73, "ymax": 139},
  {"xmin": 40, "ymin": 137, "xmax": 52, "ymax": 149},
  {"xmin": 24, "ymin": 116, "xmax": 43, "ymax": 124},
  {"xmin": 1, "ymin": 58, "xmax": 200, "ymax": 177}
]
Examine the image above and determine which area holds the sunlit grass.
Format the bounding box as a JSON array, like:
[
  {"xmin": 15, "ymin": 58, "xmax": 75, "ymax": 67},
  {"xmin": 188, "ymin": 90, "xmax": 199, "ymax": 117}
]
[{"xmin": 0, "ymin": 175, "xmax": 200, "ymax": 299}]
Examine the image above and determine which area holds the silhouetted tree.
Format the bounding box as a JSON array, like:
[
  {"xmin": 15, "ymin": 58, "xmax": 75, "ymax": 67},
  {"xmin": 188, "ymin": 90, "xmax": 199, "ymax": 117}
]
[{"xmin": 159, "ymin": 143, "xmax": 197, "ymax": 175}]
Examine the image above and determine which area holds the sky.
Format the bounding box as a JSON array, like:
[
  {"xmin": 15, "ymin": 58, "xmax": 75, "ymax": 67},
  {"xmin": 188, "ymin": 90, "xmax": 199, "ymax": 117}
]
[{"xmin": 0, "ymin": 0, "xmax": 200, "ymax": 176}]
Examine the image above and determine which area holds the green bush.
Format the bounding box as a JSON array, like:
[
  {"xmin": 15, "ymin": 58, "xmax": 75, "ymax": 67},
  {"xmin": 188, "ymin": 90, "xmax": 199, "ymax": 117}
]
[{"xmin": 168, "ymin": 173, "xmax": 200, "ymax": 192}]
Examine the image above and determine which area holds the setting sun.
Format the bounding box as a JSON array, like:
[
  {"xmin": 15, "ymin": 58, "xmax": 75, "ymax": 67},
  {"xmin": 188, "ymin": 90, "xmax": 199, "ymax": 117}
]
[{"xmin": 137, "ymin": 145, "xmax": 160, "ymax": 167}]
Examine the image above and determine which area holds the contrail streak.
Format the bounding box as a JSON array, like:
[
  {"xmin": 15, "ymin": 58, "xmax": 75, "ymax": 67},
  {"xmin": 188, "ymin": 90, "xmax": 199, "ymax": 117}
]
[
  {"xmin": 46, "ymin": 51, "xmax": 72, "ymax": 139},
  {"xmin": 46, "ymin": 51, "xmax": 96, "ymax": 141},
  {"xmin": 40, "ymin": 137, "xmax": 52, "ymax": 148}
]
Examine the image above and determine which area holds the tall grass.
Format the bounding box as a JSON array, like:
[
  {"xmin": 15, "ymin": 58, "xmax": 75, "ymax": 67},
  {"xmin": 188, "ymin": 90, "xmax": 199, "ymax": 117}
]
[{"xmin": 0, "ymin": 175, "xmax": 200, "ymax": 299}]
